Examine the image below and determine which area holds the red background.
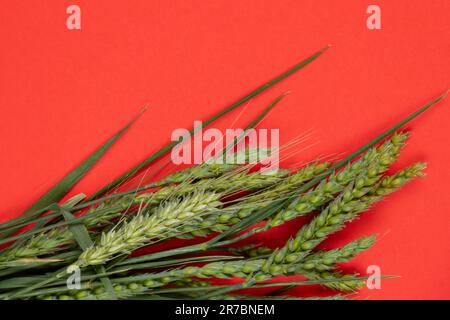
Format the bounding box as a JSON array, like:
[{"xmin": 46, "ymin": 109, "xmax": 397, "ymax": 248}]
[{"xmin": 0, "ymin": 1, "xmax": 449, "ymax": 299}]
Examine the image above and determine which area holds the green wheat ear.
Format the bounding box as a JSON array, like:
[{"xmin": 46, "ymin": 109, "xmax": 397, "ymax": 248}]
[
  {"xmin": 261, "ymin": 162, "xmax": 427, "ymax": 273},
  {"xmin": 74, "ymin": 191, "xmax": 223, "ymax": 267}
]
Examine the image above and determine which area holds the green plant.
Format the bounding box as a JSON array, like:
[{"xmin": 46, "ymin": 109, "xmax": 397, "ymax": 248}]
[{"xmin": 0, "ymin": 47, "xmax": 445, "ymax": 300}]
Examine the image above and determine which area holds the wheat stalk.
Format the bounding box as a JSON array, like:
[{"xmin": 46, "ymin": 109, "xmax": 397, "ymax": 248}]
[
  {"xmin": 261, "ymin": 162, "xmax": 426, "ymax": 273},
  {"xmin": 298, "ymin": 235, "xmax": 376, "ymax": 272},
  {"xmin": 176, "ymin": 162, "xmax": 330, "ymax": 238},
  {"xmin": 300, "ymin": 271, "xmax": 365, "ymax": 292},
  {"xmin": 74, "ymin": 191, "xmax": 223, "ymax": 267},
  {"xmin": 135, "ymin": 168, "xmax": 289, "ymax": 206},
  {"xmin": 231, "ymin": 236, "xmax": 375, "ymax": 292},
  {"xmin": 263, "ymin": 132, "xmax": 408, "ymax": 230}
]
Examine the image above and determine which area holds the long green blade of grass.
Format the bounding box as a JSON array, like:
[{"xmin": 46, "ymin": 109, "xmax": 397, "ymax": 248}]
[
  {"xmin": 88, "ymin": 46, "xmax": 330, "ymax": 200},
  {"xmin": 78, "ymin": 91, "xmax": 289, "ymax": 208}
]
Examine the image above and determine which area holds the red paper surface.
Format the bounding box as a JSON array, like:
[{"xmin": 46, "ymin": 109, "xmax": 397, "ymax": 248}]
[{"xmin": 0, "ymin": 1, "xmax": 449, "ymax": 299}]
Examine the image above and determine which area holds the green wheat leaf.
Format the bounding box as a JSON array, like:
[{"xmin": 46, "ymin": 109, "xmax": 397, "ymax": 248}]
[{"xmin": 88, "ymin": 47, "xmax": 329, "ymax": 200}]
